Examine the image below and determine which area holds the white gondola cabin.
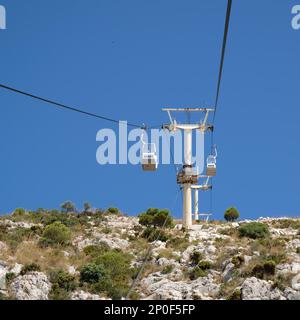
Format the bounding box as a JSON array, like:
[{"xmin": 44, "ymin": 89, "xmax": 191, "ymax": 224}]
[
  {"xmin": 206, "ymin": 155, "xmax": 216, "ymax": 177},
  {"xmin": 141, "ymin": 143, "xmax": 158, "ymax": 171},
  {"xmin": 206, "ymin": 145, "xmax": 217, "ymax": 177}
]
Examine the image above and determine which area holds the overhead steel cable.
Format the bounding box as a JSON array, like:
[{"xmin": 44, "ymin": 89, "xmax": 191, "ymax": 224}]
[
  {"xmin": 0, "ymin": 83, "xmax": 142, "ymax": 128},
  {"xmin": 210, "ymin": 0, "xmax": 233, "ymax": 214},
  {"xmin": 212, "ymin": 0, "xmax": 232, "ymax": 124}
]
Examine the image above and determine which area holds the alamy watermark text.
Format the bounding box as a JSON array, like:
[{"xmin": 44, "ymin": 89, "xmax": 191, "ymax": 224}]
[
  {"xmin": 0, "ymin": 4, "xmax": 6, "ymax": 30},
  {"xmin": 292, "ymin": 5, "xmax": 300, "ymax": 30}
]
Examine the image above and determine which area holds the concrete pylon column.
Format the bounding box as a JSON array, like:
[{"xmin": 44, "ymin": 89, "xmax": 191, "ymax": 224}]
[
  {"xmin": 183, "ymin": 184, "xmax": 192, "ymax": 228},
  {"xmin": 183, "ymin": 129, "xmax": 192, "ymax": 229},
  {"xmin": 184, "ymin": 129, "xmax": 192, "ymax": 166}
]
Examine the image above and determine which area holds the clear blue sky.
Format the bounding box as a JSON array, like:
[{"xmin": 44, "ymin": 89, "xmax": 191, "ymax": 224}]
[{"xmin": 0, "ymin": 0, "xmax": 299, "ymax": 219}]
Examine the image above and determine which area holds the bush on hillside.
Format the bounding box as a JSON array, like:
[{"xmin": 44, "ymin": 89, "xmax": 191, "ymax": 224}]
[
  {"xmin": 189, "ymin": 251, "xmax": 204, "ymax": 266},
  {"xmin": 94, "ymin": 251, "xmax": 132, "ymax": 280},
  {"xmin": 232, "ymin": 255, "xmax": 245, "ymax": 267},
  {"xmin": 166, "ymin": 236, "xmax": 190, "ymax": 252},
  {"xmin": 40, "ymin": 221, "xmax": 71, "ymax": 246},
  {"xmin": 189, "ymin": 266, "xmax": 208, "ymax": 280},
  {"xmin": 49, "ymin": 270, "xmax": 77, "ymax": 300},
  {"xmin": 49, "ymin": 270, "xmax": 76, "ymax": 291},
  {"xmin": 5, "ymin": 272, "xmax": 16, "ymax": 285},
  {"xmin": 251, "ymin": 260, "xmax": 276, "ymax": 279},
  {"xmin": 83, "ymin": 243, "xmax": 110, "ymax": 258},
  {"xmin": 12, "ymin": 208, "xmax": 26, "ymax": 217},
  {"xmin": 91, "ymin": 250, "xmax": 133, "ymax": 299},
  {"xmin": 83, "ymin": 202, "xmax": 92, "ymax": 213},
  {"xmin": 141, "ymin": 226, "xmax": 169, "ymax": 242},
  {"xmin": 20, "ymin": 263, "xmax": 41, "ymax": 275},
  {"xmin": 80, "ymin": 263, "xmax": 107, "ymax": 284},
  {"xmin": 188, "ymin": 260, "xmax": 212, "ymax": 280},
  {"xmin": 61, "ymin": 201, "xmax": 76, "ymax": 213},
  {"xmin": 224, "ymin": 208, "xmax": 240, "ymax": 222},
  {"xmin": 238, "ymin": 222, "xmax": 269, "ymax": 239},
  {"xmin": 161, "ymin": 265, "xmax": 173, "ymax": 274},
  {"xmin": 226, "ymin": 289, "xmax": 242, "ymax": 300},
  {"xmin": 138, "ymin": 208, "xmax": 174, "ymax": 228},
  {"xmin": 106, "ymin": 207, "xmax": 121, "ymax": 215}
]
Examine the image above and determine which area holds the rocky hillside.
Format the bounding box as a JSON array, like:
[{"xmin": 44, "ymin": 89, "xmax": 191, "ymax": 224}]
[{"xmin": 0, "ymin": 207, "xmax": 300, "ymax": 300}]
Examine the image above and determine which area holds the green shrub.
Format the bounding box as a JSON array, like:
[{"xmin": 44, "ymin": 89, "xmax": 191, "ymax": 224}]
[
  {"xmin": 94, "ymin": 251, "xmax": 132, "ymax": 279},
  {"xmin": 251, "ymin": 260, "xmax": 276, "ymax": 279},
  {"xmin": 2, "ymin": 227, "xmax": 34, "ymax": 251},
  {"xmin": 141, "ymin": 227, "xmax": 169, "ymax": 242},
  {"xmin": 296, "ymin": 247, "xmax": 300, "ymax": 254},
  {"xmin": 49, "ymin": 270, "xmax": 76, "ymax": 291},
  {"xmin": 12, "ymin": 208, "xmax": 26, "ymax": 217},
  {"xmin": 49, "ymin": 270, "xmax": 76, "ymax": 300},
  {"xmin": 239, "ymin": 222, "xmax": 269, "ymax": 239},
  {"xmin": 83, "ymin": 202, "xmax": 92, "ymax": 213},
  {"xmin": 188, "ymin": 260, "xmax": 212, "ymax": 280},
  {"xmin": 232, "ymin": 255, "xmax": 245, "ymax": 267},
  {"xmin": 127, "ymin": 291, "xmax": 140, "ymax": 300},
  {"xmin": 251, "ymin": 263, "xmax": 264, "ymax": 279},
  {"xmin": 190, "ymin": 251, "xmax": 203, "ymax": 266},
  {"xmin": 92, "ymin": 250, "xmax": 133, "ymax": 299},
  {"xmin": 41, "ymin": 211, "xmax": 80, "ymax": 228},
  {"xmin": 20, "ymin": 263, "xmax": 41, "ymax": 275},
  {"xmin": 49, "ymin": 287, "xmax": 70, "ymax": 300},
  {"xmin": 189, "ymin": 266, "xmax": 208, "ymax": 280},
  {"xmin": 226, "ymin": 289, "xmax": 242, "ymax": 300},
  {"xmin": 102, "ymin": 227, "xmax": 112, "ymax": 234},
  {"xmin": 30, "ymin": 225, "xmax": 43, "ymax": 236},
  {"xmin": 107, "ymin": 207, "xmax": 120, "ymax": 215},
  {"xmin": 92, "ymin": 278, "xmax": 128, "ymax": 300},
  {"xmin": 138, "ymin": 208, "xmax": 173, "ymax": 228},
  {"xmin": 166, "ymin": 236, "xmax": 190, "ymax": 252},
  {"xmin": 40, "ymin": 221, "xmax": 71, "ymax": 246},
  {"xmin": 61, "ymin": 201, "xmax": 76, "ymax": 213},
  {"xmin": 161, "ymin": 265, "xmax": 173, "ymax": 274},
  {"xmin": 83, "ymin": 243, "xmax": 110, "ymax": 258},
  {"xmin": 224, "ymin": 208, "xmax": 240, "ymax": 222},
  {"xmin": 198, "ymin": 261, "xmax": 212, "ymax": 270},
  {"xmin": 263, "ymin": 260, "xmax": 276, "ymax": 275},
  {"xmin": 5, "ymin": 272, "xmax": 16, "ymax": 285},
  {"xmin": 272, "ymin": 273, "xmax": 294, "ymax": 291},
  {"xmin": 80, "ymin": 263, "xmax": 107, "ymax": 284}
]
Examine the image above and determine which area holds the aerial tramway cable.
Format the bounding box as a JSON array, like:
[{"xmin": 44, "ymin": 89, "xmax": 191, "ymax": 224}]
[
  {"xmin": 0, "ymin": 83, "xmax": 145, "ymax": 129},
  {"xmin": 209, "ymin": 0, "xmax": 232, "ymax": 213}
]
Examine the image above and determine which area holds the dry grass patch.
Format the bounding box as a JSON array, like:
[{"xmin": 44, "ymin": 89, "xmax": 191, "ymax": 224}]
[
  {"xmin": 156, "ymin": 248, "xmax": 177, "ymax": 260},
  {"xmin": 14, "ymin": 241, "xmax": 70, "ymax": 272},
  {"xmin": 218, "ymin": 278, "xmax": 243, "ymax": 299}
]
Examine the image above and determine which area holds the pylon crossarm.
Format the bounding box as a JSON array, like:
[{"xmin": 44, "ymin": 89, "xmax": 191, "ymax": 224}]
[{"xmin": 161, "ymin": 107, "xmax": 215, "ymax": 112}]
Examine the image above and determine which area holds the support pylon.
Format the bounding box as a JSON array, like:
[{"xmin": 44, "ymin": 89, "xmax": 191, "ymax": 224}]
[{"xmin": 162, "ymin": 108, "xmax": 214, "ymax": 229}]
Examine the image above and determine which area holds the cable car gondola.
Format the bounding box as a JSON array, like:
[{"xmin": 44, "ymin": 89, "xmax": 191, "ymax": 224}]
[
  {"xmin": 141, "ymin": 143, "xmax": 158, "ymax": 171},
  {"xmin": 206, "ymin": 145, "xmax": 217, "ymax": 177},
  {"xmin": 140, "ymin": 128, "xmax": 158, "ymax": 171}
]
